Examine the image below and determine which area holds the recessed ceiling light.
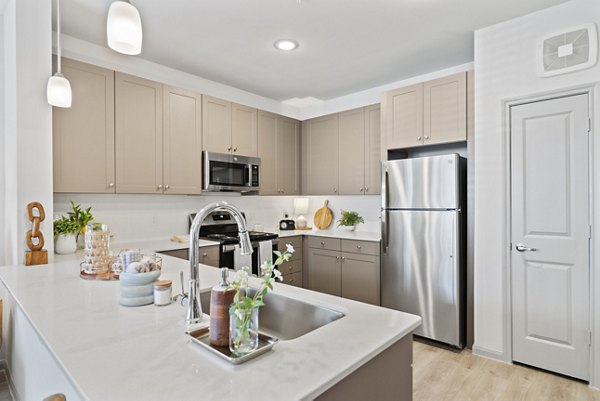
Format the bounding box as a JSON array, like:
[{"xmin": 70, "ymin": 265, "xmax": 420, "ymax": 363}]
[{"xmin": 274, "ymin": 39, "xmax": 299, "ymax": 51}]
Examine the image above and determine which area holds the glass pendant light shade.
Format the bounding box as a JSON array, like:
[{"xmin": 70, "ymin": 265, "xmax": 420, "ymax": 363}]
[
  {"xmin": 47, "ymin": 74, "xmax": 72, "ymax": 108},
  {"xmin": 47, "ymin": 0, "xmax": 72, "ymax": 108},
  {"xmin": 107, "ymin": 1, "xmax": 143, "ymax": 55}
]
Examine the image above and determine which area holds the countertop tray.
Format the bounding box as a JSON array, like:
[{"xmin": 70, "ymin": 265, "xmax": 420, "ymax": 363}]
[{"xmin": 186, "ymin": 326, "xmax": 279, "ymax": 365}]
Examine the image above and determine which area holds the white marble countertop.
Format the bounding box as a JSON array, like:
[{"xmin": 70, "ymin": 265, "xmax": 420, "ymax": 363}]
[
  {"xmin": 0, "ymin": 243, "xmax": 418, "ymax": 400},
  {"xmin": 277, "ymin": 229, "xmax": 381, "ymax": 242},
  {"xmin": 111, "ymin": 235, "xmax": 220, "ymax": 253}
]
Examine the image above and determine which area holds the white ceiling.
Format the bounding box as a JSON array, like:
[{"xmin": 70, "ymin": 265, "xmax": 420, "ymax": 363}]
[{"xmin": 58, "ymin": 0, "xmax": 569, "ymax": 101}]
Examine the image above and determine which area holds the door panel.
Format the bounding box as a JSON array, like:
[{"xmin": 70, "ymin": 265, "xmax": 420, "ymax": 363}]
[
  {"xmin": 338, "ymin": 108, "xmax": 365, "ymax": 195},
  {"xmin": 364, "ymin": 104, "xmax": 381, "ymax": 195},
  {"xmin": 511, "ymin": 93, "xmax": 590, "ymax": 380},
  {"xmin": 381, "ymin": 210, "xmax": 461, "ymax": 346},
  {"xmin": 384, "ymin": 84, "xmax": 423, "ymax": 149},
  {"xmin": 115, "ymin": 73, "xmax": 163, "ymax": 194},
  {"xmin": 308, "ymin": 248, "xmax": 341, "ymax": 296},
  {"xmin": 341, "ymin": 253, "xmax": 380, "ymax": 305},
  {"xmin": 423, "ymin": 72, "xmax": 467, "ymax": 145},
  {"xmin": 304, "ymin": 114, "xmax": 339, "ymax": 195},
  {"xmin": 231, "ymin": 103, "xmax": 258, "ymax": 157},
  {"xmin": 202, "ymin": 96, "xmax": 231, "ymax": 154},
  {"xmin": 258, "ymin": 111, "xmax": 278, "ymax": 195},
  {"xmin": 278, "ymin": 117, "xmax": 300, "ymax": 195},
  {"xmin": 163, "ymin": 86, "xmax": 202, "ymax": 195}
]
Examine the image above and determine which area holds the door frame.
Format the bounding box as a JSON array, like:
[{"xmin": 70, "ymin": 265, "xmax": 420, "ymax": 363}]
[{"xmin": 503, "ymin": 85, "xmax": 596, "ymax": 384}]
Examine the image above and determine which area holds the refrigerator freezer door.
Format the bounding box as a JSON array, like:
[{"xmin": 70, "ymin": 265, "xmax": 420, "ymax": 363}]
[
  {"xmin": 382, "ymin": 154, "xmax": 460, "ymax": 210},
  {"xmin": 381, "ymin": 210, "xmax": 462, "ymax": 347}
]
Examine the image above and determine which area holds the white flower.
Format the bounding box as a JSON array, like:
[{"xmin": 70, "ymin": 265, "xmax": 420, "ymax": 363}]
[
  {"xmin": 231, "ymin": 268, "xmax": 250, "ymax": 286},
  {"xmin": 272, "ymin": 268, "xmax": 283, "ymax": 281},
  {"xmin": 286, "ymin": 243, "xmax": 295, "ymax": 254}
]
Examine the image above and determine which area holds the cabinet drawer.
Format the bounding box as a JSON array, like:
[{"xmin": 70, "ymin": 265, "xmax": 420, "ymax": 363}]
[
  {"xmin": 308, "ymin": 236, "xmax": 341, "ymax": 251},
  {"xmin": 342, "ymin": 239, "xmax": 380, "ymax": 256},
  {"xmin": 200, "ymin": 245, "xmax": 220, "ymax": 267},
  {"xmin": 278, "ymin": 259, "xmax": 302, "ymax": 275},
  {"xmin": 278, "ymin": 236, "xmax": 303, "ymax": 260},
  {"xmin": 281, "ymin": 271, "xmax": 303, "ymax": 287}
]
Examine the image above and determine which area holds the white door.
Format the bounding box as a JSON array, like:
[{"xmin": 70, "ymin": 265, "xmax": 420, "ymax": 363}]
[{"xmin": 511, "ymin": 94, "xmax": 590, "ymax": 380}]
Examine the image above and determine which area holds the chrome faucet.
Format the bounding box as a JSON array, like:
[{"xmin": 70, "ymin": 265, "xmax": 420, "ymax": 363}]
[{"xmin": 186, "ymin": 201, "xmax": 252, "ymax": 324}]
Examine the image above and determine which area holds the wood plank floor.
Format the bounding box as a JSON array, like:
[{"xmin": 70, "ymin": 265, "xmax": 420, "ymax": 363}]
[{"xmin": 413, "ymin": 340, "xmax": 600, "ymax": 401}]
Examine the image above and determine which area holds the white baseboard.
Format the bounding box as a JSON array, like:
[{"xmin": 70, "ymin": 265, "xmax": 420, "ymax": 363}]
[{"xmin": 472, "ymin": 344, "xmax": 510, "ymax": 363}]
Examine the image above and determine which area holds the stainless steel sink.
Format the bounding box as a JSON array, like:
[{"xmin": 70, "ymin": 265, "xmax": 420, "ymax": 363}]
[{"xmin": 200, "ymin": 288, "xmax": 345, "ymax": 340}]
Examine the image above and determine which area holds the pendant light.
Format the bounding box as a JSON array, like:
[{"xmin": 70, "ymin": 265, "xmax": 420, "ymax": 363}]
[
  {"xmin": 47, "ymin": 0, "xmax": 72, "ymax": 108},
  {"xmin": 107, "ymin": 1, "xmax": 143, "ymax": 55}
]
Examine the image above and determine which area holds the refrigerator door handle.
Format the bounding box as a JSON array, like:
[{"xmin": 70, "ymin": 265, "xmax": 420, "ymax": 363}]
[
  {"xmin": 381, "ymin": 164, "xmax": 389, "ymax": 209},
  {"xmin": 382, "ymin": 210, "xmax": 389, "ymax": 253}
]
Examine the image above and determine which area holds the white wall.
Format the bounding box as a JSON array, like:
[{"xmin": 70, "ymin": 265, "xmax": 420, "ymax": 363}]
[
  {"xmin": 473, "ymin": 0, "xmax": 600, "ymax": 384},
  {"xmin": 0, "ymin": 0, "xmax": 53, "ymax": 265},
  {"xmin": 53, "ymin": 194, "xmax": 381, "ymax": 244}
]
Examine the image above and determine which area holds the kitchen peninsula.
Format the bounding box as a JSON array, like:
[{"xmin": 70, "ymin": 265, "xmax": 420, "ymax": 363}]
[{"xmin": 0, "ymin": 240, "xmax": 420, "ymax": 401}]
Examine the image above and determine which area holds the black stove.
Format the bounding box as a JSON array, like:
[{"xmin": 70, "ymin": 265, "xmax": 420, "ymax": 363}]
[{"xmin": 189, "ymin": 211, "xmax": 279, "ymax": 274}]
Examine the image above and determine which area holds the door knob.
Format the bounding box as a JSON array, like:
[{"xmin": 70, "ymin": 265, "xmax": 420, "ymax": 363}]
[
  {"xmin": 157, "ymin": 185, "xmax": 163, "ymax": 191},
  {"xmin": 417, "ymin": 136, "xmax": 422, "ymax": 141},
  {"xmin": 515, "ymin": 243, "xmax": 538, "ymax": 252},
  {"xmin": 360, "ymin": 188, "xmax": 364, "ymax": 192},
  {"xmin": 165, "ymin": 185, "xmax": 170, "ymax": 190},
  {"xmin": 233, "ymin": 147, "xmax": 238, "ymax": 152},
  {"xmin": 227, "ymin": 146, "xmax": 232, "ymax": 151},
  {"xmin": 108, "ymin": 183, "xmax": 115, "ymax": 188},
  {"xmin": 424, "ymin": 135, "xmax": 430, "ymax": 140}
]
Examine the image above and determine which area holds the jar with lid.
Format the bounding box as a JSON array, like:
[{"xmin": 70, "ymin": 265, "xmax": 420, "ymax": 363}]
[{"xmin": 153, "ymin": 280, "xmax": 172, "ymax": 306}]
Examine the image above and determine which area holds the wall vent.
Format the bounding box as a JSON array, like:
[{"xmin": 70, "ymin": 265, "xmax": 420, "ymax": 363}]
[{"xmin": 537, "ymin": 23, "xmax": 598, "ymax": 77}]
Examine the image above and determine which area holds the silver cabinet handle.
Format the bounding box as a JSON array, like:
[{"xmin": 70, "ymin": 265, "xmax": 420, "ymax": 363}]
[
  {"xmin": 233, "ymin": 147, "xmax": 238, "ymax": 152},
  {"xmin": 417, "ymin": 136, "xmax": 422, "ymax": 141},
  {"xmin": 157, "ymin": 184, "xmax": 163, "ymax": 191},
  {"xmin": 320, "ymin": 241, "xmax": 325, "ymax": 247},
  {"xmin": 202, "ymin": 252, "xmax": 207, "ymax": 257},
  {"xmin": 165, "ymin": 184, "xmax": 170, "ymax": 190},
  {"xmin": 356, "ymin": 245, "xmax": 362, "ymax": 250},
  {"xmin": 360, "ymin": 187, "xmax": 364, "ymax": 192},
  {"xmin": 227, "ymin": 146, "xmax": 232, "ymax": 151},
  {"xmin": 365, "ymin": 187, "xmax": 369, "ymax": 192},
  {"xmin": 424, "ymin": 135, "xmax": 430, "ymax": 140},
  {"xmin": 333, "ymin": 188, "xmax": 338, "ymax": 193},
  {"xmin": 108, "ymin": 183, "xmax": 115, "ymax": 188},
  {"xmin": 341, "ymin": 256, "xmax": 345, "ymax": 262},
  {"xmin": 515, "ymin": 243, "xmax": 538, "ymax": 252}
]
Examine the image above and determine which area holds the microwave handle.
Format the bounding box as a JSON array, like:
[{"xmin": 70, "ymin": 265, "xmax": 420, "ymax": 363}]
[{"xmin": 245, "ymin": 164, "xmax": 252, "ymax": 187}]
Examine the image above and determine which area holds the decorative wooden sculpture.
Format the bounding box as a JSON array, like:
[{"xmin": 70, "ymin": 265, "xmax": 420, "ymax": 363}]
[{"xmin": 25, "ymin": 202, "xmax": 48, "ymax": 266}]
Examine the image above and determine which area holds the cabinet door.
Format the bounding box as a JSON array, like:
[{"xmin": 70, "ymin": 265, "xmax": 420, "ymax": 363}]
[
  {"xmin": 308, "ymin": 248, "xmax": 341, "ymax": 296},
  {"xmin": 278, "ymin": 117, "xmax": 300, "ymax": 195},
  {"xmin": 423, "ymin": 72, "xmax": 467, "ymax": 145},
  {"xmin": 163, "ymin": 86, "xmax": 202, "ymax": 195},
  {"xmin": 200, "ymin": 245, "xmax": 220, "ymax": 267},
  {"xmin": 364, "ymin": 104, "xmax": 381, "ymax": 195},
  {"xmin": 383, "ymin": 83, "xmax": 423, "ymax": 149},
  {"xmin": 231, "ymin": 103, "xmax": 258, "ymax": 157},
  {"xmin": 282, "ymin": 271, "xmax": 303, "ymax": 287},
  {"xmin": 115, "ymin": 73, "xmax": 163, "ymax": 194},
  {"xmin": 258, "ymin": 111, "xmax": 278, "ymax": 195},
  {"xmin": 338, "ymin": 108, "xmax": 365, "ymax": 195},
  {"xmin": 341, "ymin": 252, "xmax": 380, "ymax": 305},
  {"xmin": 303, "ymin": 114, "xmax": 339, "ymax": 195},
  {"xmin": 202, "ymin": 95, "xmax": 232, "ymax": 153},
  {"xmin": 53, "ymin": 58, "xmax": 115, "ymax": 193}
]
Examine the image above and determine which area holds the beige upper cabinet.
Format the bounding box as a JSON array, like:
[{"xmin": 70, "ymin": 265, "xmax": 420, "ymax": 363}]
[
  {"xmin": 202, "ymin": 96, "xmax": 232, "ymax": 154},
  {"xmin": 382, "ymin": 71, "xmax": 468, "ymax": 153},
  {"xmin": 423, "ymin": 72, "xmax": 467, "ymax": 146},
  {"xmin": 382, "ymin": 83, "xmax": 423, "ymax": 149},
  {"xmin": 302, "ymin": 114, "xmax": 339, "ymax": 195},
  {"xmin": 202, "ymin": 96, "xmax": 258, "ymax": 157},
  {"xmin": 115, "ymin": 72, "xmax": 163, "ymax": 194},
  {"xmin": 258, "ymin": 111, "xmax": 278, "ymax": 195},
  {"xmin": 231, "ymin": 103, "xmax": 258, "ymax": 157},
  {"xmin": 278, "ymin": 117, "xmax": 300, "ymax": 195},
  {"xmin": 338, "ymin": 108, "xmax": 365, "ymax": 195},
  {"xmin": 364, "ymin": 104, "xmax": 381, "ymax": 195},
  {"xmin": 53, "ymin": 58, "xmax": 115, "ymax": 193},
  {"xmin": 258, "ymin": 112, "xmax": 300, "ymax": 196},
  {"xmin": 163, "ymin": 86, "xmax": 203, "ymax": 195}
]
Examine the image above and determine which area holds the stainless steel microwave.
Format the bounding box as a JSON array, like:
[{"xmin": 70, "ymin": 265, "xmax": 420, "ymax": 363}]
[{"xmin": 202, "ymin": 151, "xmax": 260, "ymax": 193}]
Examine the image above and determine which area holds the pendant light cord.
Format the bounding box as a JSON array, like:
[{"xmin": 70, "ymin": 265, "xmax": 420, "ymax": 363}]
[{"xmin": 56, "ymin": 0, "xmax": 61, "ymax": 74}]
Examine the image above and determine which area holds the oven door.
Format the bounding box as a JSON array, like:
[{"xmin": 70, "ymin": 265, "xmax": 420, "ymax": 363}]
[{"xmin": 203, "ymin": 151, "xmax": 260, "ymax": 192}]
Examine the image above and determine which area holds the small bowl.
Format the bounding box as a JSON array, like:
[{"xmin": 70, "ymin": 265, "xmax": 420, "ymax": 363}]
[{"xmin": 119, "ymin": 270, "xmax": 161, "ymax": 286}]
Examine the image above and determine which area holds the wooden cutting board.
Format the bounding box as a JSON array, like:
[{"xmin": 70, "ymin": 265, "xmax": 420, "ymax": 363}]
[{"xmin": 314, "ymin": 200, "xmax": 333, "ymax": 230}]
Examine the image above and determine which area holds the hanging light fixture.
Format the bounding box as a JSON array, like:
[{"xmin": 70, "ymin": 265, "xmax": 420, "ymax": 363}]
[
  {"xmin": 47, "ymin": 0, "xmax": 72, "ymax": 108},
  {"xmin": 107, "ymin": 1, "xmax": 143, "ymax": 55}
]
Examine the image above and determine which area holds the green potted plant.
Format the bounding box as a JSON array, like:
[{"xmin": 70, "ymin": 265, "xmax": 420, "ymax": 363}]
[
  {"xmin": 336, "ymin": 210, "xmax": 364, "ymax": 231},
  {"xmin": 67, "ymin": 201, "xmax": 94, "ymax": 247},
  {"xmin": 53, "ymin": 216, "xmax": 80, "ymax": 254}
]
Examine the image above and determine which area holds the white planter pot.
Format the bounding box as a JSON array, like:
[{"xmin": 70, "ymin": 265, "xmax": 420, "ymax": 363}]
[
  {"xmin": 340, "ymin": 225, "xmax": 356, "ymax": 232},
  {"xmin": 55, "ymin": 234, "xmax": 77, "ymax": 255}
]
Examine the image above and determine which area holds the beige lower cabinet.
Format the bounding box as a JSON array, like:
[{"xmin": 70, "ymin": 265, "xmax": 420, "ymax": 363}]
[
  {"xmin": 278, "ymin": 236, "xmax": 303, "ymax": 286},
  {"xmin": 52, "ymin": 58, "xmax": 115, "ymax": 193},
  {"xmin": 258, "ymin": 111, "xmax": 300, "ymax": 195},
  {"xmin": 308, "ymin": 237, "xmax": 380, "ymax": 305},
  {"xmin": 158, "ymin": 245, "xmax": 220, "ymax": 267}
]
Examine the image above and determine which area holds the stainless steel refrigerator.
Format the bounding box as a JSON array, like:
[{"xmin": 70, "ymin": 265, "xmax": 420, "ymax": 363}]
[{"xmin": 381, "ymin": 154, "xmax": 465, "ymax": 348}]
